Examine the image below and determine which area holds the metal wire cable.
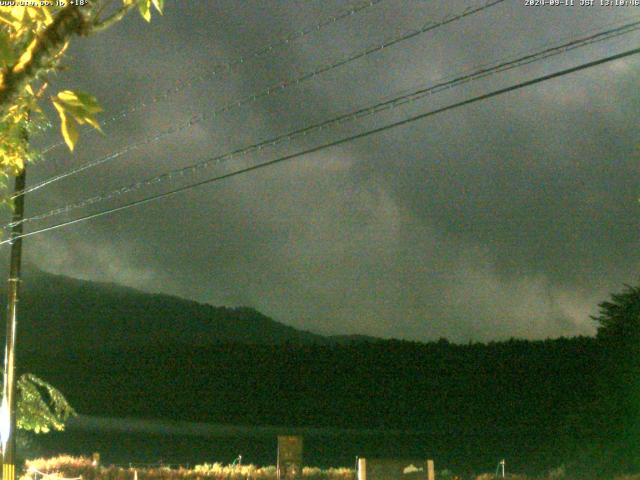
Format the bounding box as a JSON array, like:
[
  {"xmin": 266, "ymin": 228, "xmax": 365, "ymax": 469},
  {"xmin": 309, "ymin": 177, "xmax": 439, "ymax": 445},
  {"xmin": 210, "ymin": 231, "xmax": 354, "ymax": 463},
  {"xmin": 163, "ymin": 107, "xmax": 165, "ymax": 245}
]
[
  {"xmin": 2, "ymin": 45, "xmax": 638, "ymax": 246},
  {"xmin": 7, "ymin": 17, "xmax": 640, "ymax": 230},
  {"xmin": 38, "ymin": 0, "xmax": 387, "ymax": 156},
  {"xmin": 13, "ymin": 0, "xmax": 505, "ymax": 201}
]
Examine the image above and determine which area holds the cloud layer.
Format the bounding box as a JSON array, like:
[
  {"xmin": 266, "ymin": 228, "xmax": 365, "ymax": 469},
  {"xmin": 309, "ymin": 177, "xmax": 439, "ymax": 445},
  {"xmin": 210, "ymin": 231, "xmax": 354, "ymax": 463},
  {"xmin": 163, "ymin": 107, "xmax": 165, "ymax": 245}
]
[{"xmin": 10, "ymin": 0, "xmax": 640, "ymax": 342}]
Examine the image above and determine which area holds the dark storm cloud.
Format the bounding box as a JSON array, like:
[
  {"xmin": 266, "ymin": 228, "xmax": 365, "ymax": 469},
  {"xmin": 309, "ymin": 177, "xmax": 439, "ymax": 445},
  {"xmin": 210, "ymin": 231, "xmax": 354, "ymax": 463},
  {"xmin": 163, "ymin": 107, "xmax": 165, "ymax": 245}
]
[{"xmin": 10, "ymin": 0, "xmax": 640, "ymax": 342}]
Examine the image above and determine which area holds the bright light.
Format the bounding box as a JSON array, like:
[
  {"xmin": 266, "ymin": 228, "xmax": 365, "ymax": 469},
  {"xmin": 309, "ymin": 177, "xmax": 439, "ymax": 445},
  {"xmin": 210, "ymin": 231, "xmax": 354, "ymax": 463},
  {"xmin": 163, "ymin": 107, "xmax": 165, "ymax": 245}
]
[{"xmin": 0, "ymin": 395, "xmax": 10, "ymax": 450}]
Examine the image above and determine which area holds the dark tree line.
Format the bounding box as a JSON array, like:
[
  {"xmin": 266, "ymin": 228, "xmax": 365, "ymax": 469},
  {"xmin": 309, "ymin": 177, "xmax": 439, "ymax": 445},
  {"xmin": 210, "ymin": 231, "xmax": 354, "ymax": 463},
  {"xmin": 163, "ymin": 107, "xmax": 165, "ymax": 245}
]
[{"xmin": 12, "ymin": 278, "xmax": 640, "ymax": 477}]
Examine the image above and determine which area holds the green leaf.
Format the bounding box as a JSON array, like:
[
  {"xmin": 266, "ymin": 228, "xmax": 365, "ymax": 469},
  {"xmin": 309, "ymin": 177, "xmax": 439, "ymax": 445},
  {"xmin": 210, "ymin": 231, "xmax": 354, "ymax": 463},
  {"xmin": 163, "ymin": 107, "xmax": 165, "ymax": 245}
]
[
  {"xmin": 0, "ymin": 30, "xmax": 15, "ymax": 67},
  {"xmin": 53, "ymin": 100, "xmax": 78, "ymax": 151},
  {"xmin": 16, "ymin": 373, "xmax": 75, "ymax": 433},
  {"xmin": 151, "ymin": 0, "xmax": 164, "ymax": 14},
  {"xmin": 61, "ymin": 113, "xmax": 78, "ymax": 151},
  {"xmin": 138, "ymin": 0, "xmax": 151, "ymax": 22},
  {"xmin": 57, "ymin": 90, "xmax": 102, "ymax": 115},
  {"xmin": 56, "ymin": 90, "xmax": 84, "ymax": 107},
  {"xmin": 74, "ymin": 92, "xmax": 102, "ymax": 114},
  {"xmin": 52, "ymin": 91, "xmax": 103, "ymax": 147}
]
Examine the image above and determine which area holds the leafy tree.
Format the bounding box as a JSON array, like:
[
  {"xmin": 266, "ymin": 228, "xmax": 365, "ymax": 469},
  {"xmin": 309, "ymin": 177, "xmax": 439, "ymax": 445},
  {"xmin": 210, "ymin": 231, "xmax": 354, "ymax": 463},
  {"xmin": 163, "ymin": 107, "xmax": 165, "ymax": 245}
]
[
  {"xmin": 592, "ymin": 283, "xmax": 640, "ymax": 345},
  {"xmin": 591, "ymin": 284, "xmax": 640, "ymax": 472},
  {"xmin": 0, "ymin": 1, "xmax": 163, "ymax": 434},
  {"xmin": 15, "ymin": 374, "xmax": 74, "ymax": 433},
  {"xmin": 0, "ymin": 0, "xmax": 163, "ymax": 191}
]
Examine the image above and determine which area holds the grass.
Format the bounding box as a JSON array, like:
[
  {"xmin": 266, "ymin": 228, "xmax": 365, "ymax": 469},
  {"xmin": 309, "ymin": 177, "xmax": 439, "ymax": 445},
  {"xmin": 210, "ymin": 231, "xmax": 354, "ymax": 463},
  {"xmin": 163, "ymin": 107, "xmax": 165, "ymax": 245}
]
[
  {"xmin": 22, "ymin": 456, "xmax": 355, "ymax": 480},
  {"xmin": 22, "ymin": 455, "xmax": 640, "ymax": 480}
]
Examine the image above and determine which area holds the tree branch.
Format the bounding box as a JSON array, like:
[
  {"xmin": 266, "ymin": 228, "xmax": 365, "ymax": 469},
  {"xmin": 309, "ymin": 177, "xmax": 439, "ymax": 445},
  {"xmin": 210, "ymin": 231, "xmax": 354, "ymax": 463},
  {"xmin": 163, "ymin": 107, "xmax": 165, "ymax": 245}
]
[
  {"xmin": 91, "ymin": 3, "xmax": 136, "ymax": 33},
  {"xmin": 0, "ymin": 4, "xmax": 89, "ymax": 118}
]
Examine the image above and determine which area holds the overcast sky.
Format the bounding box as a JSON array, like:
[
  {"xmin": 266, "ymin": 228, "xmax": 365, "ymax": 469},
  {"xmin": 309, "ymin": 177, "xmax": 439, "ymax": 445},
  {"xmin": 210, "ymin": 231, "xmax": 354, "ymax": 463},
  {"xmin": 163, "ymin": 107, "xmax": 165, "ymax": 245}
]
[{"xmin": 4, "ymin": 0, "xmax": 639, "ymax": 343}]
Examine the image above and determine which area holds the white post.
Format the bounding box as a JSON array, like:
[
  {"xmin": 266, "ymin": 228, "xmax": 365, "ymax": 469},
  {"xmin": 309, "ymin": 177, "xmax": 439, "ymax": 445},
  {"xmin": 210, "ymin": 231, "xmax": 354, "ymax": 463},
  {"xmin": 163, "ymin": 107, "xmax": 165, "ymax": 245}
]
[
  {"xmin": 357, "ymin": 458, "xmax": 366, "ymax": 480},
  {"xmin": 427, "ymin": 459, "xmax": 435, "ymax": 480}
]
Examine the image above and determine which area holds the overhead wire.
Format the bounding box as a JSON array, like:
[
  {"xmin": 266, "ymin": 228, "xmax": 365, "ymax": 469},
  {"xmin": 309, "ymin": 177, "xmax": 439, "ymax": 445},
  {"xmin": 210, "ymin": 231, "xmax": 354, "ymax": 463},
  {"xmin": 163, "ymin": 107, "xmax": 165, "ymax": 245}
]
[
  {"xmin": 7, "ymin": 17, "xmax": 640, "ymax": 230},
  {"xmin": 38, "ymin": 0, "xmax": 387, "ymax": 156},
  {"xmin": 14, "ymin": 0, "xmax": 506, "ymax": 201},
  {"xmin": 2, "ymin": 45, "xmax": 638, "ymax": 246}
]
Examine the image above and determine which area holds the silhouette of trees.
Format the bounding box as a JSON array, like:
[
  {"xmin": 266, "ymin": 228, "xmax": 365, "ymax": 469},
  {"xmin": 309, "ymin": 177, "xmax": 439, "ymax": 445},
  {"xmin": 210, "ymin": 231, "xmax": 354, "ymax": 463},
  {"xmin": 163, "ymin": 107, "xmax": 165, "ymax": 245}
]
[{"xmin": 592, "ymin": 283, "xmax": 640, "ymax": 345}]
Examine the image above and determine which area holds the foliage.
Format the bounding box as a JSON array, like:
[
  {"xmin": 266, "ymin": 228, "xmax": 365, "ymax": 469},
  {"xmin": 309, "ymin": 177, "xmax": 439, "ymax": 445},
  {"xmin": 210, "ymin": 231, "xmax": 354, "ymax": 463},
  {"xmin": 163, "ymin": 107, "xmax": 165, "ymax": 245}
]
[
  {"xmin": 0, "ymin": 0, "xmax": 162, "ymax": 440},
  {"xmin": 23, "ymin": 457, "xmax": 640, "ymax": 480},
  {"xmin": 13, "ymin": 275, "xmax": 640, "ymax": 475},
  {"xmin": 474, "ymin": 475, "xmax": 527, "ymax": 480},
  {"xmin": 23, "ymin": 456, "xmax": 355, "ymax": 480},
  {"xmin": 52, "ymin": 89, "xmax": 102, "ymax": 152},
  {"xmin": 438, "ymin": 469, "xmax": 455, "ymax": 480},
  {"xmin": 0, "ymin": 372, "xmax": 74, "ymax": 434},
  {"xmin": 592, "ymin": 283, "xmax": 640, "ymax": 345},
  {"xmin": 591, "ymin": 284, "xmax": 640, "ymax": 474},
  {"xmin": 547, "ymin": 465, "xmax": 566, "ymax": 479},
  {"xmin": 0, "ymin": 0, "xmax": 162, "ymax": 192},
  {"xmin": 15, "ymin": 373, "xmax": 74, "ymax": 433},
  {"xmin": 22, "ymin": 455, "xmax": 96, "ymax": 480}
]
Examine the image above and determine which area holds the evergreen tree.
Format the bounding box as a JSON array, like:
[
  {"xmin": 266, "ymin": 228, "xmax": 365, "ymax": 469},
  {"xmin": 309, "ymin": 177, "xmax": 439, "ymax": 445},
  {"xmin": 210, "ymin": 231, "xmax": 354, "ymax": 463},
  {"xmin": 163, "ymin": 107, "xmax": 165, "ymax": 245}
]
[{"xmin": 592, "ymin": 283, "xmax": 640, "ymax": 345}]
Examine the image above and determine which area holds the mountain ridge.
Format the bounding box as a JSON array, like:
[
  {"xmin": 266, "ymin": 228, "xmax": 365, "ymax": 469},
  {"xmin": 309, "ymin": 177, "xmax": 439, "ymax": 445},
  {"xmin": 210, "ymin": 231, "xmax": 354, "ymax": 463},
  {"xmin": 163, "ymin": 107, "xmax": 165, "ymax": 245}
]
[
  {"xmin": 4, "ymin": 270, "xmax": 630, "ymax": 475},
  {"xmin": 0, "ymin": 269, "xmax": 344, "ymax": 352}
]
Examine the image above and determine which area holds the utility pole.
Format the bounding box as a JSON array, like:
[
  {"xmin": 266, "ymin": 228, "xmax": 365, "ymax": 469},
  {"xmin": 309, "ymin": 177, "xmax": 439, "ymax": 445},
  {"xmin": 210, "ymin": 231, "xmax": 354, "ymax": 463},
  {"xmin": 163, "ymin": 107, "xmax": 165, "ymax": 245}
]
[{"xmin": 1, "ymin": 163, "xmax": 26, "ymax": 480}]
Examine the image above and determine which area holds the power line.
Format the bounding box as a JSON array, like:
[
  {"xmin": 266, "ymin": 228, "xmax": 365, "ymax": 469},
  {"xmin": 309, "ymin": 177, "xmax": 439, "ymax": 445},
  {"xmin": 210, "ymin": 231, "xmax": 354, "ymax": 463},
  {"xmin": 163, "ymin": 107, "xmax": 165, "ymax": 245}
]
[
  {"xmin": 2, "ymin": 45, "xmax": 637, "ymax": 246},
  {"xmin": 8, "ymin": 18, "xmax": 640, "ymax": 230},
  {"xmin": 24, "ymin": 0, "xmax": 503, "ymax": 198},
  {"xmin": 38, "ymin": 0, "xmax": 387, "ymax": 156},
  {"xmin": 14, "ymin": 0, "xmax": 505, "ymax": 201}
]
